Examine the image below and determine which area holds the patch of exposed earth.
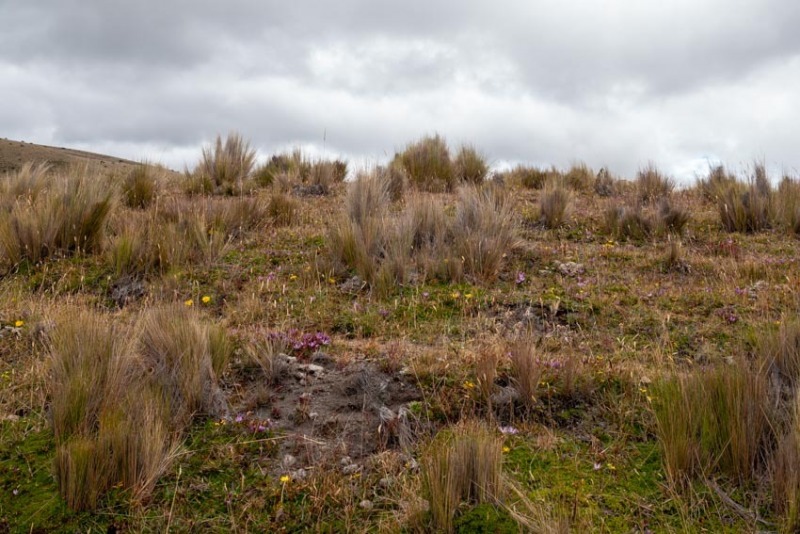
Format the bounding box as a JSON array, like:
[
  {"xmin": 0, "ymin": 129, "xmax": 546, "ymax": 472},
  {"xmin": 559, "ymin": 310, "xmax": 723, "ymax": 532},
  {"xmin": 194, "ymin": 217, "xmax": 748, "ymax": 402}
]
[{"xmin": 230, "ymin": 351, "xmax": 421, "ymax": 474}]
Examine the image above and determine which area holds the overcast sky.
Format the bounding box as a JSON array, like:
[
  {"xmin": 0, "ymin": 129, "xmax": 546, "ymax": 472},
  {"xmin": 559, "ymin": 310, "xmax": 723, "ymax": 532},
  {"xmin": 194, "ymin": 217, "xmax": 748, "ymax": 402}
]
[{"xmin": 2, "ymin": 1, "xmax": 799, "ymax": 182}]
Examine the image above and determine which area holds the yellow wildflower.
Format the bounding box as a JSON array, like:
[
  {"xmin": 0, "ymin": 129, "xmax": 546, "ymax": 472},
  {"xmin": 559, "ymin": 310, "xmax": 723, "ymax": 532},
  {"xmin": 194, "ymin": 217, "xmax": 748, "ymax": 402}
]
[
  {"xmin": 201, "ymin": 295, "xmax": 211, "ymax": 304},
  {"xmin": 502, "ymin": 446, "xmax": 511, "ymax": 453},
  {"xmin": 328, "ymin": 277, "xmax": 336, "ymax": 284},
  {"xmin": 464, "ymin": 293, "xmax": 473, "ymax": 300},
  {"xmin": 451, "ymin": 291, "xmax": 460, "ymax": 299},
  {"xmin": 289, "ymin": 274, "xmax": 298, "ymax": 281},
  {"xmin": 14, "ymin": 320, "xmax": 24, "ymax": 328},
  {"xmin": 184, "ymin": 299, "xmax": 193, "ymax": 307},
  {"xmin": 463, "ymin": 381, "xmax": 475, "ymax": 390},
  {"xmin": 280, "ymin": 475, "xmax": 290, "ymax": 484}
]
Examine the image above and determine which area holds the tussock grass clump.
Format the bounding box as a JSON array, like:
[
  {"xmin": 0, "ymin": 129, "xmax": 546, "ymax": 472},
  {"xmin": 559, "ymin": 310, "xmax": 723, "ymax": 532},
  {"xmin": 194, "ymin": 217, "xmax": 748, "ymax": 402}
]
[
  {"xmin": 308, "ymin": 159, "xmax": 348, "ymax": 192},
  {"xmin": 139, "ymin": 306, "xmax": 227, "ymax": 427},
  {"xmin": 0, "ymin": 165, "xmax": 115, "ymax": 272},
  {"xmin": 603, "ymin": 205, "xmax": 653, "ymax": 241},
  {"xmin": 190, "ymin": 132, "xmax": 257, "ymax": 195},
  {"xmin": 604, "ymin": 200, "xmax": 689, "ymax": 241},
  {"xmin": 539, "ymin": 180, "xmax": 570, "ymax": 228},
  {"xmin": 48, "ymin": 311, "xmax": 179, "ymax": 511},
  {"xmin": 122, "ymin": 163, "xmax": 159, "ymax": 209},
  {"xmin": 759, "ymin": 317, "xmax": 800, "ymax": 392},
  {"xmin": 110, "ymin": 197, "xmax": 268, "ymax": 277},
  {"xmin": 773, "ymin": 396, "xmax": 800, "ymax": 532},
  {"xmin": 509, "ymin": 337, "xmax": 545, "ymax": 411},
  {"xmin": 376, "ymin": 162, "xmax": 407, "ymax": 202},
  {"xmin": 652, "ymin": 359, "xmax": 771, "ymax": 487},
  {"xmin": 636, "ymin": 163, "xmax": 674, "ymax": 203},
  {"xmin": 395, "ymin": 134, "xmax": 456, "ymax": 192},
  {"xmin": 594, "ymin": 167, "xmax": 620, "ymax": 197},
  {"xmin": 253, "ymin": 149, "xmax": 309, "ymax": 188},
  {"xmin": 718, "ymin": 166, "xmax": 774, "ymax": 233},
  {"xmin": 656, "ymin": 199, "xmax": 690, "ymax": 235},
  {"xmin": 777, "ymin": 175, "xmax": 800, "ymax": 234},
  {"xmin": 267, "ymin": 191, "xmax": 299, "ymax": 226},
  {"xmin": 0, "ymin": 161, "xmax": 51, "ymax": 209},
  {"xmin": 500, "ymin": 165, "xmax": 555, "ymax": 190},
  {"xmin": 246, "ymin": 333, "xmax": 290, "ymax": 385},
  {"xmin": 346, "ymin": 171, "xmax": 390, "ymax": 226},
  {"xmin": 564, "ymin": 162, "xmax": 594, "ymax": 191},
  {"xmin": 454, "ymin": 145, "xmax": 489, "ymax": 185},
  {"xmin": 422, "ymin": 421, "xmax": 503, "ymax": 532},
  {"xmin": 697, "ymin": 164, "xmax": 738, "ymax": 202},
  {"xmin": 451, "ymin": 184, "xmax": 518, "ymax": 281},
  {"xmin": 328, "ymin": 176, "xmax": 516, "ymax": 291}
]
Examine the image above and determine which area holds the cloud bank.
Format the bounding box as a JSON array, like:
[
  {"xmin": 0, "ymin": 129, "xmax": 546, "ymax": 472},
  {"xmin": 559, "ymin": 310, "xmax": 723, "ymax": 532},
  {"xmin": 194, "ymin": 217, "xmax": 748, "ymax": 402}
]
[{"xmin": 2, "ymin": 0, "xmax": 799, "ymax": 181}]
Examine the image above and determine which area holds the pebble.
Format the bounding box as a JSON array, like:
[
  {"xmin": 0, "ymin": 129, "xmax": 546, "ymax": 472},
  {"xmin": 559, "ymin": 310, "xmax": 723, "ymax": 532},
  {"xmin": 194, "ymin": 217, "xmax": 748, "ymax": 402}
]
[
  {"xmin": 342, "ymin": 463, "xmax": 361, "ymax": 475},
  {"xmin": 282, "ymin": 454, "xmax": 297, "ymax": 469},
  {"xmin": 359, "ymin": 499, "xmax": 373, "ymax": 510}
]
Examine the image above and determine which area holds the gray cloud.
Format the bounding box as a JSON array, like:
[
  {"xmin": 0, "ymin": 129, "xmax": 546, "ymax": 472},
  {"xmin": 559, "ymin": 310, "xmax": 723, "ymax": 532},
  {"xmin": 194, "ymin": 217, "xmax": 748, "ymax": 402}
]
[{"xmin": 1, "ymin": 0, "xmax": 799, "ymax": 181}]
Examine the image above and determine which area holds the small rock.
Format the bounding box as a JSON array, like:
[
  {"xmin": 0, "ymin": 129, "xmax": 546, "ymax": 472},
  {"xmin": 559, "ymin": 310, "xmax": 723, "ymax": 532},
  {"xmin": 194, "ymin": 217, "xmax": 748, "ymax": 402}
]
[
  {"xmin": 556, "ymin": 261, "xmax": 585, "ymax": 277},
  {"xmin": 291, "ymin": 468, "xmax": 308, "ymax": 481},
  {"xmin": 302, "ymin": 364, "xmax": 325, "ymax": 375},
  {"xmin": 281, "ymin": 454, "xmax": 297, "ymax": 469},
  {"xmin": 490, "ymin": 386, "xmax": 519, "ymax": 407},
  {"xmin": 359, "ymin": 499, "xmax": 373, "ymax": 510},
  {"xmin": 340, "ymin": 456, "xmax": 352, "ymax": 466},
  {"xmin": 339, "ymin": 275, "xmax": 366, "ymax": 294},
  {"xmin": 311, "ymin": 351, "xmax": 332, "ymax": 364},
  {"xmin": 342, "ymin": 463, "xmax": 361, "ymax": 475},
  {"xmin": 379, "ymin": 476, "xmax": 394, "ymax": 488}
]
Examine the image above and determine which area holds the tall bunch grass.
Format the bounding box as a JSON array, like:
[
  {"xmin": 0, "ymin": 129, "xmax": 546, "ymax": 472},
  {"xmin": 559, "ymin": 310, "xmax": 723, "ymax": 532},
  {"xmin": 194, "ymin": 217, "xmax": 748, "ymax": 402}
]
[
  {"xmin": 451, "ymin": 184, "xmax": 518, "ymax": 281},
  {"xmin": 0, "ymin": 165, "xmax": 114, "ymax": 272},
  {"xmin": 652, "ymin": 359, "xmax": 772, "ymax": 487},
  {"xmin": 539, "ymin": 180, "xmax": 570, "ymax": 228},
  {"xmin": 636, "ymin": 163, "xmax": 674, "ymax": 203},
  {"xmin": 395, "ymin": 134, "xmax": 456, "ymax": 192},
  {"xmin": 422, "ymin": 421, "xmax": 503, "ymax": 532},
  {"xmin": 138, "ymin": 306, "xmax": 227, "ymax": 426},
  {"xmin": 454, "ymin": 145, "xmax": 488, "ymax": 185},
  {"xmin": 192, "ymin": 132, "xmax": 257, "ymax": 195},
  {"xmin": 122, "ymin": 163, "xmax": 158, "ymax": 209},
  {"xmin": 48, "ymin": 311, "xmax": 179, "ymax": 510}
]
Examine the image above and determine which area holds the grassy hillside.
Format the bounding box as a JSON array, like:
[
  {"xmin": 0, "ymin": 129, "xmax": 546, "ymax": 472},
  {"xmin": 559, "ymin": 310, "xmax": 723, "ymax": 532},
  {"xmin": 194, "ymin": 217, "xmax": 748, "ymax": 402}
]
[{"xmin": 1, "ymin": 134, "xmax": 799, "ymax": 532}]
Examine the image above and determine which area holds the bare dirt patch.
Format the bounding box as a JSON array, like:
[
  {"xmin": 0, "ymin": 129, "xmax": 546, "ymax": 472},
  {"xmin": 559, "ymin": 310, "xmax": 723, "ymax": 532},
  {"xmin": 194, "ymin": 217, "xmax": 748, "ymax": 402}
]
[{"xmin": 232, "ymin": 352, "xmax": 422, "ymax": 471}]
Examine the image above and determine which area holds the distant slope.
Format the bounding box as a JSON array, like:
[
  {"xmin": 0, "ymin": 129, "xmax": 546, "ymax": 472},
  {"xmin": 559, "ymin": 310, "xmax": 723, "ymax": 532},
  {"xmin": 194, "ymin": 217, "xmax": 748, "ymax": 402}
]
[{"xmin": 0, "ymin": 138, "xmax": 139, "ymax": 175}]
